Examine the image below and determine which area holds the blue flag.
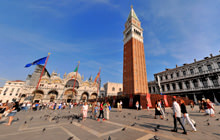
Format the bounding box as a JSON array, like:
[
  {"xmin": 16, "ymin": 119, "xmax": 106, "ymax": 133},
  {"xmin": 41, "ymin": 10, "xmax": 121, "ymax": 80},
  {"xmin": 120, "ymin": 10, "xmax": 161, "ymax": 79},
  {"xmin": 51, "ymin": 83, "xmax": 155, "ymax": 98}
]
[{"xmin": 25, "ymin": 56, "xmax": 47, "ymax": 68}]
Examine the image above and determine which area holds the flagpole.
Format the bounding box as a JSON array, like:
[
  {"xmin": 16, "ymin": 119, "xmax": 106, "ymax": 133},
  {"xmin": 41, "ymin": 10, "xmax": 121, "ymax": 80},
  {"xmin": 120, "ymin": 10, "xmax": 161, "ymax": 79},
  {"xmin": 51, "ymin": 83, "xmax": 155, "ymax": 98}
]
[
  {"xmin": 32, "ymin": 53, "xmax": 50, "ymax": 103},
  {"xmin": 96, "ymin": 68, "xmax": 101, "ymax": 94},
  {"xmin": 72, "ymin": 61, "xmax": 80, "ymax": 97},
  {"xmin": 36, "ymin": 53, "xmax": 51, "ymax": 90}
]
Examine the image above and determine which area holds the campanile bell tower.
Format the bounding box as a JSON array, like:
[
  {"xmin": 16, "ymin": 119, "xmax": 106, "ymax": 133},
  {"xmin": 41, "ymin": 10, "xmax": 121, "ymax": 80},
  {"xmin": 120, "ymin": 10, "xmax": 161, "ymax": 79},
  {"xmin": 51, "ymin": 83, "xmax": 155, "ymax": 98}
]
[{"xmin": 123, "ymin": 6, "xmax": 149, "ymax": 95}]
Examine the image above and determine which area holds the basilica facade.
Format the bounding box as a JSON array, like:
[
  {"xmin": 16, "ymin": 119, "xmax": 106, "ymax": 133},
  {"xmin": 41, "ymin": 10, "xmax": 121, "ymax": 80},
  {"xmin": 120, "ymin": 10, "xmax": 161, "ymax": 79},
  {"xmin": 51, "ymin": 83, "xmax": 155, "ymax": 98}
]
[{"xmin": 20, "ymin": 65, "xmax": 99, "ymax": 103}]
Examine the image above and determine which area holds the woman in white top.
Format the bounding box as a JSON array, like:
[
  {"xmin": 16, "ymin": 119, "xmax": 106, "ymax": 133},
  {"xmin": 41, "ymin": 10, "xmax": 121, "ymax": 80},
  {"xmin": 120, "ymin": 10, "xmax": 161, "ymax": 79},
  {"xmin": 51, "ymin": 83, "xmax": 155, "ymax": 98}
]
[{"xmin": 82, "ymin": 102, "xmax": 88, "ymax": 121}]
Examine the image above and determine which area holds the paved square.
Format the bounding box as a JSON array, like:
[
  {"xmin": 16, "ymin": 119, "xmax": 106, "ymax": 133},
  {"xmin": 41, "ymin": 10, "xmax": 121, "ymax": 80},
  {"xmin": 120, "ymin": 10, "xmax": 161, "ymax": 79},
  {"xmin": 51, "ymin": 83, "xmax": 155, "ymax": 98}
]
[{"xmin": 0, "ymin": 106, "xmax": 220, "ymax": 140}]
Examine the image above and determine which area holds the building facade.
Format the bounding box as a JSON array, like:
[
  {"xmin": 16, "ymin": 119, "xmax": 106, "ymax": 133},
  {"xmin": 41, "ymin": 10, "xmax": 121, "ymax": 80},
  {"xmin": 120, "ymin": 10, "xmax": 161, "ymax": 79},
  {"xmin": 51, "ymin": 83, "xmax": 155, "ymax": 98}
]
[
  {"xmin": 21, "ymin": 68, "xmax": 99, "ymax": 103},
  {"xmin": 0, "ymin": 80, "xmax": 25, "ymax": 102},
  {"xmin": 149, "ymin": 53, "xmax": 220, "ymax": 102},
  {"xmin": 123, "ymin": 6, "xmax": 149, "ymax": 95},
  {"xmin": 103, "ymin": 82, "xmax": 123, "ymax": 97}
]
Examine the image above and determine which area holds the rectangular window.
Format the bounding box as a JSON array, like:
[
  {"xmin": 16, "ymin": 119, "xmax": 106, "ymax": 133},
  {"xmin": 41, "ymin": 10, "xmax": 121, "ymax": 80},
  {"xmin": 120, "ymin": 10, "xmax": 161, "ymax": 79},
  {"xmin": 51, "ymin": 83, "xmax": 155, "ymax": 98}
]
[
  {"xmin": 170, "ymin": 74, "xmax": 173, "ymax": 79},
  {"xmin": 11, "ymin": 88, "xmax": 14, "ymax": 92},
  {"xmin": 210, "ymin": 77, "xmax": 219, "ymax": 87},
  {"xmin": 166, "ymin": 84, "xmax": 170, "ymax": 91},
  {"xmin": 198, "ymin": 67, "xmax": 203, "ymax": 73},
  {"xmin": 172, "ymin": 83, "xmax": 176, "ymax": 90},
  {"xmin": 149, "ymin": 88, "xmax": 152, "ymax": 93},
  {"xmin": 176, "ymin": 72, "xmax": 179, "ymax": 77},
  {"xmin": 207, "ymin": 65, "xmax": 212, "ymax": 71},
  {"xmin": 161, "ymin": 85, "xmax": 165, "ymax": 92},
  {"xmin": 183, "ymin": 71, "xmax": 186, "ymax": 76},
  {"xmin": 4, "ymin": 88, "xmax": 8, "ymax": 93},
  {"xmin": 201, "ymin": 78, "xmax": 208, "ymax": 88},
  {"xmin": 178, "ymin": 82, "xmax": 182, "ymax": 89},
  {"xmin": 17, "ymin": 88, "xmax": 20, "ymax": 93},
  {"xmin": 190, "ymin": 69, "xmax": 194, "ymax": 74},
  {"xmin": 218, "ymin": 62, "xmax": 220, "ymax": 68}
]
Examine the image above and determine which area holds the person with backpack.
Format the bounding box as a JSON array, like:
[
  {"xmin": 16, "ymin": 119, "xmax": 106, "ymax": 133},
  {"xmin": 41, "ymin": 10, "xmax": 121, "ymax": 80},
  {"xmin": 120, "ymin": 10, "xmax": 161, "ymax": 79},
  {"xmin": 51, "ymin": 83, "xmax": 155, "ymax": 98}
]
[{"xmin": 5, "ymin": 102, "xmax": 20, "ymax": 126}]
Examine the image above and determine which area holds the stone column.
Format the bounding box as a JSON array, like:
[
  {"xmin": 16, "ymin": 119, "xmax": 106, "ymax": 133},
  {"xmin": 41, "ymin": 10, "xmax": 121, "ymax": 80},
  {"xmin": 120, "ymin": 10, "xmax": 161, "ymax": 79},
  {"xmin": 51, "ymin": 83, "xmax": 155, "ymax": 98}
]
[
  {"xmin": 207, "ymin": 77, "xmax": 213, "ymax": 87},
  {"xmin": 175, "ymin": 83, "xmax": 180, "ymax": 90},
  {"xmin": 198, "ymin": 79, "xmax": 203, "ymax": 88},
  {"xmin": 182, "ymin": 81, "xmax": 187, "ymax": 89},
  {"xmin": 190, "ymin": 80, "xmax": 194, "ymax": 89},
  {"xmin": 218, "ymin": 75, "xmax": 220, "ymax": 86},
  {"xmin": 170, "ymin": 83, "xmax": 173, "ymax": 91},
  {"xmin": 164, "ymin": 84, "xmax": 168, "ymax": 92}
]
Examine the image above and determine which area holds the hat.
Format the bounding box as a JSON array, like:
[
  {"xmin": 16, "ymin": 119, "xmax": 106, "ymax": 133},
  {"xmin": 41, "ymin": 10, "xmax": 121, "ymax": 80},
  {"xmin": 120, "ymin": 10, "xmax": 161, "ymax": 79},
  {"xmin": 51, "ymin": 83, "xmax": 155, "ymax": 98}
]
[{"xmin": 202, "ymin": 98, "xmax": 205, "ymax": 100}]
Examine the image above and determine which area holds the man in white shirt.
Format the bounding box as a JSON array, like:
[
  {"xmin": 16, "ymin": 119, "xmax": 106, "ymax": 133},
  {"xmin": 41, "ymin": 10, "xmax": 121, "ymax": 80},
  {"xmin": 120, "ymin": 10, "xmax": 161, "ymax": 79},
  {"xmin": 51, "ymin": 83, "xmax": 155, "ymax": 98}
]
[{"xmin": 171, "ymin": 98, "xmax": 187, "ymax": 135}]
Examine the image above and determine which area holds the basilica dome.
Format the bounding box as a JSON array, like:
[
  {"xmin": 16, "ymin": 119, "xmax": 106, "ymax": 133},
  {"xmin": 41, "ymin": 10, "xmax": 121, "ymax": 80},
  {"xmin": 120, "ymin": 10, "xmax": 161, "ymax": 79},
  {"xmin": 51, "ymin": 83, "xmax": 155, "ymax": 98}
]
[{"xmin": 66, "ymin": 72, "xmax": 81, "ymax": 80}]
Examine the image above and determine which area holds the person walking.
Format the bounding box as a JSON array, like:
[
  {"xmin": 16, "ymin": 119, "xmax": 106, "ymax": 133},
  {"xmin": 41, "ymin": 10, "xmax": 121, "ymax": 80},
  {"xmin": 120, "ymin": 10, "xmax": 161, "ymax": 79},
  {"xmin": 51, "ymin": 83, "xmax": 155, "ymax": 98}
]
[
  {"xmin": 5, "ymin": 102, "xmax": 20, "ymax": 126},
  {"xmin": 190, "ymin": 101, "xmax": 194, "ymax": 111},
  {"xmin": 136, "ymin": 101, "xmax": 139, "ymax": 111},
  {"xmin": 180, "ymin": 99, "xmax": 197, "ymax": 132},
  {"xmin": 171, "ymin": 98, "xmax": 187, "ymax": 135},
  {"xmin": 94, "ymin": 105, "xmax": 98, "ymax": 120},
  {"xmin": 105, "ymin": 102, "xmax": 110, "ymax": 120},
  {"xmin": 154, "ymin": 100, "xmax": 163, "ymax": 119},
  {"xmin": 119, "ymin": 100, "xmax": 123, "ymax": 112},
  {"xmin": 82, "ymin": 102, "xmax": 88, "ymax": 121},
  {"xmin": 97, "ymin": 101, "xmax": 105, "ymax": 121},
  {"xmin": 198, "ymin": 100, "xmax": 203, "ymax": 113},
  {"xmin": 206, "ymin": 99, "xmax": 215, "ymax": 117}
]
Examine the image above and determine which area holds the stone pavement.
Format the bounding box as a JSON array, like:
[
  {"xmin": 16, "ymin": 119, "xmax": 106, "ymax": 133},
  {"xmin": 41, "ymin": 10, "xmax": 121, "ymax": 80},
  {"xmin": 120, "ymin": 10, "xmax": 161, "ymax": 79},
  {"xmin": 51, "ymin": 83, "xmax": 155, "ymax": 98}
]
[{"xmin": 0, "ymin": 106, "xmax": 220, "ymax": 140}]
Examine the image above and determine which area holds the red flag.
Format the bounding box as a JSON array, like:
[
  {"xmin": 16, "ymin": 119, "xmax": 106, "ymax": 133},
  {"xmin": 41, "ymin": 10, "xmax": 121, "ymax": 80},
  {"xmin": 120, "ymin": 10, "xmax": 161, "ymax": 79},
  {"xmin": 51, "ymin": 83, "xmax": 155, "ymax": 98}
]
[
  {"xmin": 146, "ymin": 93, "xmax": 152, "ymax": 107},
  {"xmin": 94, "ymin": 70, "xmax": 100, "ymax": 84},
  {"xmin": 163, "ymin": 95, "xmax": 169, "ymax": 107}
]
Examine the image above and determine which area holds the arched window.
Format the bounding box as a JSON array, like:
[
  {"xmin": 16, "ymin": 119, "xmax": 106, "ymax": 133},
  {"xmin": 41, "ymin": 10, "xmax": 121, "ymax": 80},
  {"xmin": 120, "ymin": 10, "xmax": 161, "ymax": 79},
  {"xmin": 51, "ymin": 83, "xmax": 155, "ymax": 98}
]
[{"xmin": 112, "ymin": 87, "xmax": 115, "ymax": 91}]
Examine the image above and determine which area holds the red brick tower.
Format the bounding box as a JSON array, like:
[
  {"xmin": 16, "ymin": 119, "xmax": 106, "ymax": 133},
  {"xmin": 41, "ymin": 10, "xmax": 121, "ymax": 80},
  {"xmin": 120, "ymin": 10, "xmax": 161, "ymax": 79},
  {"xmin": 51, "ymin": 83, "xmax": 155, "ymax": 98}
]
[{"xmin": 123, "ymin": 6, "xmax": 149, "ymax": 95}]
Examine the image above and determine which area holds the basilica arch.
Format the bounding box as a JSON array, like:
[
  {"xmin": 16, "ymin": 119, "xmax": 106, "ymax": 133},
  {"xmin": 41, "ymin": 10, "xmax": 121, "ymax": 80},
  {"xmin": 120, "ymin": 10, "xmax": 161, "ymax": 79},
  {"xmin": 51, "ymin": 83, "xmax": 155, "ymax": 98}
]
[
  {"xmin": 65, "ymin": 79, "xmax": 79, "ymax": 88},
  {"xmin": 64, "ymin": 89, "xmax": 77, "ymax": 103},
  {"xmin": 48, "ymin": 90, "xmax": 59, "ymax": 102},
  {"xmin": 32, "ymin": 90, "xmax": 44, "ymax": 103},
  {"xmin": 81, "ymin": 92, "xmax": 89, "ymax": 101},
  {"xmin": 90, "ymin": 93, "xmax": 98, "ymax": 100}
]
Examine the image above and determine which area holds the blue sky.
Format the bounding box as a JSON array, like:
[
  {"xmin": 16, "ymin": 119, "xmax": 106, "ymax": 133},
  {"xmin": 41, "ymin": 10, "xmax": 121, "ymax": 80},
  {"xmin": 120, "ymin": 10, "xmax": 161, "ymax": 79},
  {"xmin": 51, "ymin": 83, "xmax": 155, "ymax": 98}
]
[{"xmin": 0, "ymin": 0, "xmax": 220, "ymax": 87}]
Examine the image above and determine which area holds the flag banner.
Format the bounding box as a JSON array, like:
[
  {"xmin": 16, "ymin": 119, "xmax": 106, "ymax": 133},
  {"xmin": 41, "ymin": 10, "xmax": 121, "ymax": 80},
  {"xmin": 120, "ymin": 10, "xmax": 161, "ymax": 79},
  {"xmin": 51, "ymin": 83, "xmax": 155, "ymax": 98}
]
[
  {"xmin": 94, "ymin": 71, "xmax": 100, "ymax": 84},
  {"xmin": 25, "ymin": 56, "xmax": 47, "ymax": 68},
  {"xmin": 146, "ymin": 93, "xmax": 152, "ymax": 107},
  {"xmin": 129, "ymin": 94, "xmax": 133, "ymax": 107},
  {"xmin": 74, "ymin": 65, "xmax": 78, "ymax": 72},
  {"xmin": 163, "ymin": 95, "xmax": 169, "ymax": 107}
]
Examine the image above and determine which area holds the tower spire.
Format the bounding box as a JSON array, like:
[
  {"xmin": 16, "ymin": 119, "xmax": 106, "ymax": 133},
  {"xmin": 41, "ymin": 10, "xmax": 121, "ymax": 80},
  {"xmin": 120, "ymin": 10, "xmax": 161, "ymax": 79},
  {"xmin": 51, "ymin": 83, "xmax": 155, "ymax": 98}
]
[{"xmin": 127, "ymin": 5, "xmax": 139, "ymax": 21}]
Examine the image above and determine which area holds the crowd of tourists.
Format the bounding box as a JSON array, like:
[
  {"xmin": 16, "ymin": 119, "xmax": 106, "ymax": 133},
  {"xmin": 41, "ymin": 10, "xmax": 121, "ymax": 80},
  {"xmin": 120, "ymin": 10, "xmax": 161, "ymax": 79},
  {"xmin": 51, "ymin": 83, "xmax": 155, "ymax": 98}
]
[
  {"xmin": 153, "ymin": 97, "xmax": 216, "ymax": 135},
  {"xmin": 0, "ymin": 97, "xmax": 217, "ymax": 136}
]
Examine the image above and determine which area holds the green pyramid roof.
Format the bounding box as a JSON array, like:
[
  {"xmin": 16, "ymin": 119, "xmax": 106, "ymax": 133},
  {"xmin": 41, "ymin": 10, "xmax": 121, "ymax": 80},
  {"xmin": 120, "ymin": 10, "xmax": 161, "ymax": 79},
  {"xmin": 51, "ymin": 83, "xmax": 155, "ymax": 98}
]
[{"xmin": 127, "ymin": 6, "xmax": 139, "ymax": 21}]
